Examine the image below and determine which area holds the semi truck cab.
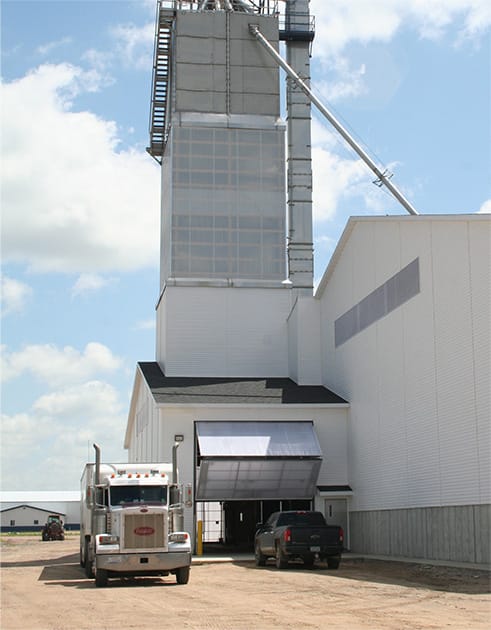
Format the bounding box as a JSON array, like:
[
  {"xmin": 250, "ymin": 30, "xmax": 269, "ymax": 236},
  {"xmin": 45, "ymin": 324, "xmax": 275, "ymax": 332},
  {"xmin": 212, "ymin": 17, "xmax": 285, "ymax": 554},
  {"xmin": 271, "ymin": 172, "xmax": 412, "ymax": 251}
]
[{"xmin": 80, "ymin": 445, "xmax": 192, "ymax": 587}]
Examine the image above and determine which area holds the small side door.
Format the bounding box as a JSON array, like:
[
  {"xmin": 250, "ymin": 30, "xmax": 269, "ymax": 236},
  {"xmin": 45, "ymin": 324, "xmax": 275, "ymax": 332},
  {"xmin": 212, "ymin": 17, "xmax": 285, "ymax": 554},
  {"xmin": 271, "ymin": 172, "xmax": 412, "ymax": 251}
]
[{"xmin": 325, "ymin": 499, "xmax": 348, "ymax": 549}]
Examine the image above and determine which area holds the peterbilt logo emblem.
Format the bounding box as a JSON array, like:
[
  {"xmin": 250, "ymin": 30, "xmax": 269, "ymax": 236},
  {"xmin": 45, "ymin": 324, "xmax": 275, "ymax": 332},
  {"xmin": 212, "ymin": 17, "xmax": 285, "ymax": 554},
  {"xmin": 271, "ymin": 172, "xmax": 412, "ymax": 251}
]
[{"xmin": 134, "ymin": 526, "xmax": 155, "ymax": 536}]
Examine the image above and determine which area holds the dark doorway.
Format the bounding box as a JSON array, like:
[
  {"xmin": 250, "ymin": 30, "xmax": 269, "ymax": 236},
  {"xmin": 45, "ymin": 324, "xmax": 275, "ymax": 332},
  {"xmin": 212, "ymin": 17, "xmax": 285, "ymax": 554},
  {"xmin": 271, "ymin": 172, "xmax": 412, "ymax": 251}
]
[
  {"xmin": 198, "ymin": 498, "xmax": 314, "ymax": 554},
  {"xmin": 223, "ymin": 499, "xmax": 313, "ymax": 550},
  {"xmin": 223, "ymin": 501, "xmax": 260, "ymax": 549}
]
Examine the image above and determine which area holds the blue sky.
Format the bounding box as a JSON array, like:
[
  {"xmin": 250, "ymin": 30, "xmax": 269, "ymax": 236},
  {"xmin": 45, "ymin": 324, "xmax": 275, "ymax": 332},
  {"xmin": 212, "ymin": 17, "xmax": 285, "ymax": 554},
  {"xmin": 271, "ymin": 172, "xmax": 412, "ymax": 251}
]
[{"xmin": 1, "ymin": 0, "xmax": 490, "ymax": 491}]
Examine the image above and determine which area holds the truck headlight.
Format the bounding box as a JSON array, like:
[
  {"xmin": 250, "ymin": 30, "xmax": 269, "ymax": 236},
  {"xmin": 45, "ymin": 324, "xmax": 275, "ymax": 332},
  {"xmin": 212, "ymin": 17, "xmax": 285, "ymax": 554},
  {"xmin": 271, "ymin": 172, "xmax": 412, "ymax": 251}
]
[
  {"xmin": 98, "ymin": 534, "xmax": 119, "ymax": 545},
  {"xmin": 169, "ymin": 532, "xmax": 189, "ymax": 543}
]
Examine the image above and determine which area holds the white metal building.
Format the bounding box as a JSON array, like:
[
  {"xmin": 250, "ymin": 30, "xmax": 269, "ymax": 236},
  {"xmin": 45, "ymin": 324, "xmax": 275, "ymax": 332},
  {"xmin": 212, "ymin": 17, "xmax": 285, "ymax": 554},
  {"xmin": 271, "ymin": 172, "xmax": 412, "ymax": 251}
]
[
  {"xmin": 124, "ymin": 1, "xmax": 490, "ymax": 564},
  {"xmin": 0, "ymin": 491, "xmax": 80, "ymax": 531},
  {"xmin": 317, "ymin": 214, "xmax": 490, "ymax": 563}
]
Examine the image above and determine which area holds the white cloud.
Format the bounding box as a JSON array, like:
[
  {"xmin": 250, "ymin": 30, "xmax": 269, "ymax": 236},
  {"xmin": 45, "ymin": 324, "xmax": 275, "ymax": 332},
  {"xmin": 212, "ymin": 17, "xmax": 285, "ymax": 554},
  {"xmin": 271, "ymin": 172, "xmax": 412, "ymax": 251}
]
[
  {"xmin": 1, "ymin": 381, "xmax": 127, "ymax": 491},
  {"xmin": 312, "ymin": 147, "xmax": 368, "ymax": 221},
  {"xmin": 1, "ymin": 63, "xmax": 160, "ymax": 274},
  {"xmin": 37, "ymin": 37, "xmax": 72, "ymax": 56},
  {"xmin": 135, "ymin": 318, "xmax": 156, "ymax": 330},
  {"xmin": 1, "ymin": 342, "xmax": 123, "ymax": 387},
  {"xmin": 71, "ymin": 273, "xmax": 115, "ymax": 298},
  {"xmin": 110, "ymin": 22, "xmax": 155, "ymax": 69},
  {"xmin": 316, "ymin": 59, "xmax": 367, "ymax": 103},
  {"xmin": 310, "ymin": 0, "xmax": 491, "ymax": 57},
  {"xmin": 1, "ymin": 276, "xmax": 32, "ymax": 316},
  {"xmin": 33, "ymin": 380, "xmax": 122, "ymax": 418},
  {"xmin": 478, "ymin": 199, "xmax": 491, "ymax": 213},
  {"xmin": 81, "ymin": 18, "xmax": 154, "ymax": 75}
]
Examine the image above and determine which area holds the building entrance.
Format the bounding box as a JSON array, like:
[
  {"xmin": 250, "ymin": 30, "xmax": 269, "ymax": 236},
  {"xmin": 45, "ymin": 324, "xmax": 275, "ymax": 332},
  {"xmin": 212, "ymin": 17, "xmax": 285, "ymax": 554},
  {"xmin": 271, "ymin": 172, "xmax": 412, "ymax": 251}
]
[{"xmin": 197, "ymin": 499, "xmax": 312, "ymax": 552}]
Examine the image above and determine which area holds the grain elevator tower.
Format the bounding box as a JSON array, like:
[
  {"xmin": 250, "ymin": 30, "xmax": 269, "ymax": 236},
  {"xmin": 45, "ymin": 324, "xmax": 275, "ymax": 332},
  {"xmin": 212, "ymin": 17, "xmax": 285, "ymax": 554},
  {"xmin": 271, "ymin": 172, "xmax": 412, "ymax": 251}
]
[{"xmin": 148, "ymin": 1, "xmax": 315, "ymax": 377}]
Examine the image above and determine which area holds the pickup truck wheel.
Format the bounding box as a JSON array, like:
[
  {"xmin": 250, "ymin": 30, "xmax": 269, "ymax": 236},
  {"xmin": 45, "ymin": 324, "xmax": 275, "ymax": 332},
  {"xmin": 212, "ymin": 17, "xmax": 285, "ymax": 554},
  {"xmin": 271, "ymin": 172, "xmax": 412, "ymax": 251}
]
[
  {"xmin": 95, "ymin": 569, "xmax": 108, "ymax": 588},
  {"xmin": 303, "ymin": 555, "xmax": 315, "ymax": 568},
  {"xmin": 275, "ymin": 544, "xmax": 288, "ymax": 570},
  {"xmin": 175, "ymin": 566, "xmax": 190, "ymax": 584},
  {"xmin": 327, "ymin": 557, "xmax": 340, "ymax": 570},
  {"xmin": 254, "ymin": 543, "xmax": 267, "ymax": 567}
]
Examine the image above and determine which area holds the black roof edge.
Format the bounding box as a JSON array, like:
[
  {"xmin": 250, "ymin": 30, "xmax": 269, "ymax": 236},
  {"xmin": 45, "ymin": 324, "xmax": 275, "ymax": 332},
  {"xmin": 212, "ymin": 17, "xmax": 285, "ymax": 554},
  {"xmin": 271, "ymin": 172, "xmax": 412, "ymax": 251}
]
[
  {"xmin": 317, "ymin": 485, "xmax": 353, "ymax": 492},
  {"xmin": 0, "ymin": 505, "xmax": 66, "ymax": 515}
]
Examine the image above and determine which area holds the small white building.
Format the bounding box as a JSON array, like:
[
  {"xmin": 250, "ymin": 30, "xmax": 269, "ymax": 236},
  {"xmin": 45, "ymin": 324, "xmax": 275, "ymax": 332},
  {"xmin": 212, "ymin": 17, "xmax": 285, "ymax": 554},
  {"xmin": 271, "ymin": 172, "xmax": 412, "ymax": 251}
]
[
  {"xmin": 124, "ymin": 2, "xmax": 490, "ymax": 565},
  {"xmin": 0, "ymin": 492, "xmax": 80, "ymax": 531}
]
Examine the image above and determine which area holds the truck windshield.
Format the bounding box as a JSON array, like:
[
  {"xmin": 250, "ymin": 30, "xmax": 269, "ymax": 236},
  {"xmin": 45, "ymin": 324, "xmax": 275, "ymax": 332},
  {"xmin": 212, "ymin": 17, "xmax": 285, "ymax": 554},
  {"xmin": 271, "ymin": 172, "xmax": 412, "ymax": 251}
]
[{"xmin": 110, "ymin": 486, "xmax": 167, "ymax": 506}]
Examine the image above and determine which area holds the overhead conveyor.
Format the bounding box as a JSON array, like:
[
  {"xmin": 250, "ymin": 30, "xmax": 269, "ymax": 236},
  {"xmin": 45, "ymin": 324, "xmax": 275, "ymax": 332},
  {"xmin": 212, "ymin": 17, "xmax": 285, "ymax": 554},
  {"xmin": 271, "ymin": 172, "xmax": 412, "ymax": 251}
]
[{"xmin": 248, "ymin": 22, "xmax": 420, "ymax": 216}]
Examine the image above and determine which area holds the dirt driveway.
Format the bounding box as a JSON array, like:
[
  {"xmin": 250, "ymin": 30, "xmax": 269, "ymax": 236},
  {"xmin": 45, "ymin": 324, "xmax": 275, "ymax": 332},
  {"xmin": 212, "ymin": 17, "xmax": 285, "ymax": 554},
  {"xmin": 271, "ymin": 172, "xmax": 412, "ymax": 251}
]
[{"xmin": 1, "ymin": 535, "xmax": 489, "ymax": 629}]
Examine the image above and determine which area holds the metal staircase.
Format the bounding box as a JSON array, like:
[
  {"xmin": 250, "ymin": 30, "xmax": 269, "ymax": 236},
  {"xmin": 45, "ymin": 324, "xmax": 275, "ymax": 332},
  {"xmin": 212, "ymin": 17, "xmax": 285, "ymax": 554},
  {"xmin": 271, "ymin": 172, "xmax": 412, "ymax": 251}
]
[{"xmin": 147, "ymin": 4, "xmax": 175, "ymax": 162}]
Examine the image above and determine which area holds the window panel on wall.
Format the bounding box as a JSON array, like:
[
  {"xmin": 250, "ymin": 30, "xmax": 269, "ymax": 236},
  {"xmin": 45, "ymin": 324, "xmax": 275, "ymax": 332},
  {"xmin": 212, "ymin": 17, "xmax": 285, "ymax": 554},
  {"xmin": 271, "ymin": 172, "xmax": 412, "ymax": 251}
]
[
  {"xmin": 169, "ymin": 125, "xmax": 286, "ymax": 280},
  {"xmin": 190, "ymin": 258, "xmax": 213, "ymax": 273}
]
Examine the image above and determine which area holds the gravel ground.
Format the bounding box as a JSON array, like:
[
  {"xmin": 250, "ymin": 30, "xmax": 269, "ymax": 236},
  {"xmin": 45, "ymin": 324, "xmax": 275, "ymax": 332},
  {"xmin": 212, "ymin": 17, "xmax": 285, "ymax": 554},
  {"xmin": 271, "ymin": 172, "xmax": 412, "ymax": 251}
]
[{"xmin": 1, "ymin": 534, "xmax": 490, "ymax": 629}]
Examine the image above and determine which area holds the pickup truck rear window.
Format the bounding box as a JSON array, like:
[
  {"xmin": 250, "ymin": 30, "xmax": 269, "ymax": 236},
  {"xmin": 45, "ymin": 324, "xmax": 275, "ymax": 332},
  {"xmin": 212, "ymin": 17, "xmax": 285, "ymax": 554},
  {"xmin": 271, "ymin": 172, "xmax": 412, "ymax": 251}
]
[{"xmin": 276, "ymin": 512, "xmax": 327, "ymax": 527}]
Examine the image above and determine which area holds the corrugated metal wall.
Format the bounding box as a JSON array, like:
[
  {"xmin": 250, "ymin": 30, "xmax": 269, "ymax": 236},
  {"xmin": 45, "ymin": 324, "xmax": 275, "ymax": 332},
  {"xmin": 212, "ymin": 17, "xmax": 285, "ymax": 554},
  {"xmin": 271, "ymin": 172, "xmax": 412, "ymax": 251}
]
[
  {"xmin": 319, "ymin": 215, "xmax": 490, "ymax": 565},
  {"xmin": 350, "ymin": 504, "xmax": 490, "ymax": 564},
  {"xmin": 321, "ymin": 217, "xmax": 490, "ymax": 511}
]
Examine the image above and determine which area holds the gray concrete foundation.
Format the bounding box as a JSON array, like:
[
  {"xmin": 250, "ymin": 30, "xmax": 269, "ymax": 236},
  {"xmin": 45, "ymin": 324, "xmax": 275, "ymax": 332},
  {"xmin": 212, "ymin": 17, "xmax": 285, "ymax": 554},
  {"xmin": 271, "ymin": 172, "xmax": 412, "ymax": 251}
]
[{"xmin": 350, "ymin": 504, "xmax": 490, "ymax": 565}]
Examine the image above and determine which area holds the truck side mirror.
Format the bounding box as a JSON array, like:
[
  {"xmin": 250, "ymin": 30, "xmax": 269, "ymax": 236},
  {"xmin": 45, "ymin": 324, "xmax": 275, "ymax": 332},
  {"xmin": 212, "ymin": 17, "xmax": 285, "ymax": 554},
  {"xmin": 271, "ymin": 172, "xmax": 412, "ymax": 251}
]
[
  {"xmin": 184, "ymin": 483, "xmax": 193, "ymax": 508},
  {"xmin": 86, "ymin": 486, "xmax": 95, "ymax": 509}
]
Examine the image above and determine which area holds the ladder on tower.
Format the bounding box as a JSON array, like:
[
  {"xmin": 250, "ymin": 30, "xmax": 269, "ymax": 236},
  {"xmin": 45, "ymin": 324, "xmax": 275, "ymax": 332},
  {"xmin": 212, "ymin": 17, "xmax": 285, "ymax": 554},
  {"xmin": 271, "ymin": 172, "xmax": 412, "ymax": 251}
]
[{"xmin": 147, "ymin": 4, "xmax": 175, "ymax": 162}]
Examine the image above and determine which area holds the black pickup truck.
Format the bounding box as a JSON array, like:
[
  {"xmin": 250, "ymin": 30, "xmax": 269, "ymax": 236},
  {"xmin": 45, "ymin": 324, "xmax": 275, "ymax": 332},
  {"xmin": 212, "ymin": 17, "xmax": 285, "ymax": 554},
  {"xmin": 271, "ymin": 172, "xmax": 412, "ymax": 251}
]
[{"xmin": 254, "ymin": 510, "xmax": 343, "ymax": 569}]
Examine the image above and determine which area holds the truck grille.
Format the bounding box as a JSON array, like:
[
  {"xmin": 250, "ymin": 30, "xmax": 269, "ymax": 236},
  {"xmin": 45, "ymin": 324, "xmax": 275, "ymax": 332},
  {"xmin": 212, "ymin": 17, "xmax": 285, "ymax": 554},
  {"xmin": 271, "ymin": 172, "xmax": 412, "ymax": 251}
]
[{"xmin": 123, "ymin": 513, "xmax": 167, "ymax": 550}]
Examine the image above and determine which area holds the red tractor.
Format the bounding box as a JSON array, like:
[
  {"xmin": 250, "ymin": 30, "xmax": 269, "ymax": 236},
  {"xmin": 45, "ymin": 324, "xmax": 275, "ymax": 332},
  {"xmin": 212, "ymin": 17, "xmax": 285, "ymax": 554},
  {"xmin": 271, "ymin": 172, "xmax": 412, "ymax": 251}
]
[{"xmin": 41, "ymin": 515, "xmax": 65, "ymax": 541}]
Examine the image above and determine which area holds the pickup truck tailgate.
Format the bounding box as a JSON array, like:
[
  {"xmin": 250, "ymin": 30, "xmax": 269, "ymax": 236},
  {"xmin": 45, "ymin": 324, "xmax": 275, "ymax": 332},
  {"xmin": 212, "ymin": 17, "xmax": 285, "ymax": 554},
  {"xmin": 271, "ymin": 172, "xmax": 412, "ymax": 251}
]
[{"xmin": 289, "ymin": 525, "xmax": 341, "ymax": 548}]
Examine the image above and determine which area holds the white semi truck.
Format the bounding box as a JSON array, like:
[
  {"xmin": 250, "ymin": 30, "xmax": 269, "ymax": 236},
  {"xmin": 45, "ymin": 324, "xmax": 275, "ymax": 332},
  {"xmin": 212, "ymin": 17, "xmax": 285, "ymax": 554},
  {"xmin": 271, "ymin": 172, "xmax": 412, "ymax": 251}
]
[{"xmin": 80, "ymin": 443, "xmax": 192, "ymax": 587}]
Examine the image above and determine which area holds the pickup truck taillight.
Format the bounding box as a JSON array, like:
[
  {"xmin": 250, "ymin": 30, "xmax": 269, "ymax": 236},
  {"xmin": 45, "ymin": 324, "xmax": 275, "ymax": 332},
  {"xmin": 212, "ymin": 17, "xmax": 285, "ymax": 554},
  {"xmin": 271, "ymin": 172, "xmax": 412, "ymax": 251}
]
[
  {"xmin": 283, "ymin": 528, "xmax": 292, "ymax": 543},
  {"xmin": 339, "ymin": 527, "xmax": 344, "ymax": 543}
]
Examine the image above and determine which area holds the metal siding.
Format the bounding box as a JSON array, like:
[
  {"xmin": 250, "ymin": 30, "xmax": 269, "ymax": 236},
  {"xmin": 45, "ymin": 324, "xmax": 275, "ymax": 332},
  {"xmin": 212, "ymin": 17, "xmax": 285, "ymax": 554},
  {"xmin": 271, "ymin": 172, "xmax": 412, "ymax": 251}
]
[
  {"xmin": 474, "ymin": 504, "xmax": 491, "ymax": 564},
  {"xmin": 313, "ymin": 410, "xmax": 348, "ymax": 486},
  {"xmin": 175, "ymin": 12, "xmax": 279, "ymax": 117},
  {"xmin": 321, "ymin": 218, "xmax": 488, "ymax": 515},
  {"xmin": 295, "ymin": 298, "xmax": 322, "ymax": 385},
  {"xmin": 1, "ymin": 505, "xmax": 63, "ymax": 528},
  {"xmin": 164, "ymin": 286, "xmax": 290, "ymax": 377},
  {"xmin": 432, "ymin": 222, "xmax": 480, "ymax": 504},
  {"xmin": 469, "ymin": 222, "xmax": 491, "ymax": 503},
  {"xmin": 350, "ymin": 505, "xmax": 490, "ymax": 564}
]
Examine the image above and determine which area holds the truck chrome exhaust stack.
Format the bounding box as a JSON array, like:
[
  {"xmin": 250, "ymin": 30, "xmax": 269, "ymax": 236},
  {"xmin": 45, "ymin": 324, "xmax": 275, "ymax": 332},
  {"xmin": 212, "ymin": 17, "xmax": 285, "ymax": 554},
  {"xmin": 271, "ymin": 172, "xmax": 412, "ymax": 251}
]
[
  {"xmin": 170, "ymin": 440, "xmax": 184, "ymax": 532},
  {"xmin": 93, "ymin": 443, "xmax": 101, "ymax": 485}
]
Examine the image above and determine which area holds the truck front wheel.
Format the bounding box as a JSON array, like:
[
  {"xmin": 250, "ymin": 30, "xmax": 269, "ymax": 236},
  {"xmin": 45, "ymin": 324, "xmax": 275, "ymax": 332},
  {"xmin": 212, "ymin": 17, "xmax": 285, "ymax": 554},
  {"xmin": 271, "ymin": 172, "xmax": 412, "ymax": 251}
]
[
  {"xmin": 95, "ymin": 569, "xmax": 108, "ymax": 588},
  {"xmin": 175, "ymin": 566, "xmax": 190, "ymax": 584},
  {"xmin": 84, "ymin": 540, "xmax": 94, "ymax": 578}
]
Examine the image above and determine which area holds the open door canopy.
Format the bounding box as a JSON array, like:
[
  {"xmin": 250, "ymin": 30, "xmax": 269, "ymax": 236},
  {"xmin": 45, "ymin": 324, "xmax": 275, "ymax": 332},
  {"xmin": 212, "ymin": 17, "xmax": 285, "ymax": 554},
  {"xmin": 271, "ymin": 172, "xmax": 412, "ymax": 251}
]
[{"xmin": 195, "ymin": 421, "xmax": 322, "ymax": 501}]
